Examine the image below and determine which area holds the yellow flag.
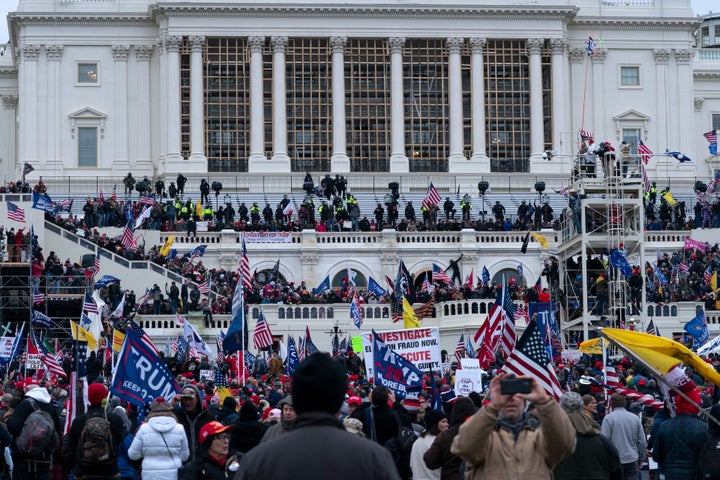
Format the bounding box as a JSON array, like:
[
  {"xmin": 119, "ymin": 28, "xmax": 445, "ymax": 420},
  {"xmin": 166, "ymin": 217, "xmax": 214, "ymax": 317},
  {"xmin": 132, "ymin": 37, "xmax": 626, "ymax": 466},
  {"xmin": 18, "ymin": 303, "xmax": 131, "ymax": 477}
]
[
  {"xmin": 403, "ymin": 296, "xmax": 421, "ymax": 329},
  {"xmin": 112, "ymin": 329, "xmax": 125, "ymax": 352},
  {"xmin": 578, "ymin": 337, "xmax": 603, "ymax": 355},
  {"xmin": 529, "ymin": 231, "xmax": 549, "ymax": 249},
  {"xmin": 662, "ymin": 191, "xmax": 676, "ymax": 206},
  {"xmin": 71, "ymin": 321, "xmax": 98, "ymax": 351},
  {"xmin": 712, "ymin": 271, "xmax": 718, "ymax": 293},
  {"xmin": 601, "ymin": 328, "xmax": 720, "ymax": 387},
  {"xmin": 159, "ymin": 235, "xmax": 175, "ymax": 257},
  {"xmin": 196, "ymin": 198, "xmax": 203, "ymax": 217}
]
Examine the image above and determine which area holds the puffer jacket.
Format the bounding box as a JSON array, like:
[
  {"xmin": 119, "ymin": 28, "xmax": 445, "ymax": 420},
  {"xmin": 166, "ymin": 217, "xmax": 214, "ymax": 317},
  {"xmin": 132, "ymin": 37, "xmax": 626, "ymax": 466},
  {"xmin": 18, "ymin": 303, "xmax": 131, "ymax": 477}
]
[
  {"xmin": 128, "ymin": 416, "xmax": 189, "ymax": 480},
  {"xmin": 652, "ymin": 414, "xmax": 709, "ymax": 480}
]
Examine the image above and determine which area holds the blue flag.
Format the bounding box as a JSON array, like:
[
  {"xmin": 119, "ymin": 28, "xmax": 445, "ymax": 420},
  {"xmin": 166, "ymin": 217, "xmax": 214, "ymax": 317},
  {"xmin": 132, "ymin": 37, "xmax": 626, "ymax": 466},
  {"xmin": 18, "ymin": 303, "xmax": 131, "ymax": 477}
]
[
  {"xmin": 111, "ymin": 326, "xmax": 180, "ymax": 409},
  {"xmin": 95, "ymin": 275, "xmax": 121, "ymax": 289},
  {"xmin": 32, "ymin": 191, "xmax": 55, "ymax": 212},
  {"xmin": 684, "ymin": 310, "xmax": 709, "ymax": 346},
  {"xmin": 350, "ymin": 295, "xmax": 363, "ymax": 329},
  {"xmin": 481, "ymin": 266, "xmax": 490, "ymax": 284},
  {"xmin": 314, "ymin": 275, "xmax": 331, "ymax": 295},
  {"xmin": 528, "ymin": 302, "xmax": 561, "ymax": 360},
  {"xmin": 31, "ymin": 309, "xmax": 52, "ymax": 328},
  {"xmin": 610, "ymin": 249, "xmax": 633, "ymax": 279},
  {"xmin": 372, "ymin": 330, "xmax": 423, "ymax": 399},
  {"xmin": 286, "ymin": 336, "xmax": 300, "ymax": 375},
  {"xmin": 431, "ymin": 375, "xmax": 443, "ymax": 411},
  {"xmin": 367, "ymin": 276, "xmax": 388, "ymax": 297},
  {"xmin": 0, "ymin": 323, "xmax": 25, "ymax": 365},
  {"xmin": 244, "ymin": 351, "xmax": 256, "ymax": 370}
]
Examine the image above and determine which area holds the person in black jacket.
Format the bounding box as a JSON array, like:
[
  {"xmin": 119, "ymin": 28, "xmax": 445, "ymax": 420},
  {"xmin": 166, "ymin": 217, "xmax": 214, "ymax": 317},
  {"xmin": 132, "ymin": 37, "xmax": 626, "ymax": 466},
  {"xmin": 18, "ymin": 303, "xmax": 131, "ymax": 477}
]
[
  {"xmin": 62, "ymin": 382, "xmax": 125, "ymax": 480},
  {"xmin": 177, "ymin": 173, "xmax": 187, "ymax": 196},
  {"xmin": 235, "ymin": 353, "xmax": 399, "ymax": 479},
  {"xmin": 230, "ymin": 401, "xmax": 267, "ymax": 454},
  {"xmin": 7, "ymin": 379, "xmax": 63, "ymax": 480},
  {"xmin": 199, "ymin": 179, "xmax": 210, "ymax": 204},
  {"xmin": 171, "ymin": 384, "xmax": 215, "ymax": 461}
]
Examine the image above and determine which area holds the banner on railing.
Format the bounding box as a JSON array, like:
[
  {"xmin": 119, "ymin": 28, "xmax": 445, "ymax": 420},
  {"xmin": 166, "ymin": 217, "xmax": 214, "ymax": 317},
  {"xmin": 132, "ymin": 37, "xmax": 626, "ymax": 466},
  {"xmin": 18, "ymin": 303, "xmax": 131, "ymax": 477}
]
[
  {"xmin": 361, "ymin": 327, "xmax": 441, "ymax": 378},
  {"xmin": 241, "ymin": 232, "xmax": 293, "ymax": 243}
]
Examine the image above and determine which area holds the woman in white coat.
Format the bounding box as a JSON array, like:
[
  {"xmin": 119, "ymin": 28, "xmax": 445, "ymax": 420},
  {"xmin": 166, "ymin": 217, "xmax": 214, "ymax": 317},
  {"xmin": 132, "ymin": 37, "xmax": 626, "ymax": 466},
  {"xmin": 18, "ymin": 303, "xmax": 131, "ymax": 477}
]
[
  {"xmin": 410, "ymin": 409, "xmax": 448, "ymax": 480},
  {"xmin": 128, "ymin": 397, "xmax": 190, "ymax": 480}
]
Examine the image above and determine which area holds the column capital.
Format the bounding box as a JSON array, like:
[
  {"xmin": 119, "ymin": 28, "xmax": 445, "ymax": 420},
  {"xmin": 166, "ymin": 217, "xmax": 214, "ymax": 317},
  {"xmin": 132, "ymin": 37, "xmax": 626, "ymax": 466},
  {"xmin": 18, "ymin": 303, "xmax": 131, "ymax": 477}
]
[
  {"xmin": 568, "ymin": 48, "xmax": 586, "ymax": 63},
  {"xmin": 189, "ymin": 35, "xmax": 205, "ymax": 52},
  {"xmin": 330, "ymin": 36, "xmax": 347, "ymax": 53},
  {"xmin": 469, "ymin": 37, "xmax": 486, "ymax": 53},
  {"xmin": 446, "ymin": 37, "xmax": 464, "ymax": 55},
  {"xmin": 248, "ymin": 36, "xmax": 265, "ymax": 52},
  {"xmin": 165, "ymin": 35, "xmax": 182, "ymax": 53},
  {"xmin": 21, "ymin": 44, "xmax": 40, "ymax": 60},
  {"xmin": 112, "ymin": 45, "xmax": 130, "ymax": 61},
  {"xmin": 134, "ymin": 45, "xmax": 154, "ymax": 61},
  {"xmin": 550, "ymin": 38, "xmax": 567, "ymax": 55},
  {"xmin": 388, "ymin": 37, "xmax": 405, "ymax": 54},
  {"xmin": 674, "ymin": 48, "xmax": 694, "ymax": 64},
  {"xmin": 653, "ymin": 48, "xmax": 671, "ymax": 64},
  {"xmin": 694, "ymin": 97, "xmax": 704, "ymax": 112},
  {"xmin": 1, "ymin": 95, "xmax": 18, "ymax": 109},
  {"xmin": 45, "ymin": 44, "xmax": 63, "ymax": 60},
  {"xmin": 271, "ymin": 36, "xmax": 288, "ymax": 53},
  {"xmin": 590, "ymin": 49, "xmax": 607, "ymax": 63},
  {"xmin": 527, "ymin": 38, "xmax": 544, "ymax": 55}
]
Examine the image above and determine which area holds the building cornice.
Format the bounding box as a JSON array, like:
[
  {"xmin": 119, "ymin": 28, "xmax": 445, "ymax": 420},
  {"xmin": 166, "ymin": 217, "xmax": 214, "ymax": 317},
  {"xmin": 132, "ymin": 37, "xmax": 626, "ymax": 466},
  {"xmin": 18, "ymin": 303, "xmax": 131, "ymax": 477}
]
[
  {"xmin": 694, "ymin": 71, "xmax": 720, "ymax": 80},
  {"xmin": 572, "ymin": 16, "xmax": 701, "ymax": 33}
]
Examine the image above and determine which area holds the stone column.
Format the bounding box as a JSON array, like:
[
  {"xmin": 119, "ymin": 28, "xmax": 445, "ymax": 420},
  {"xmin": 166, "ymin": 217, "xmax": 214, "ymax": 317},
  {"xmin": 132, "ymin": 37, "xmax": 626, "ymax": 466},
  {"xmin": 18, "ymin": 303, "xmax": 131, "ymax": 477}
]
[
  {"xmin": 1, "ymin": 96, "xmax": 18, "ymax": 180},
  {"xmin": 388, "ymin": 37, "xmax": 408, "ymax": 172},
  {"xmin": 188, "ymin": 35, "xmax": 207, "ymax": 168},
  {"xmin": 674, "ymin": 49, "xmax": 694, "ymax": 156},
  {"xmin": 527, "ymin": 38, "xmax": 545, "ymax": 169},
  {"xmin": 165, "ymin": 35, "xmax": 184, "ymax": 168},
  {"xmin": 247, "ymin": 36, "xmax": 267, "ymax": 170},
  {"xmin": 330, "ymin": 36, "xmax": 350, "ymax": 172},
  {"xmin": 653, "ymin": 49, "xmax": 670, "ymax": 154},
  {"xmin": 157, "ymin": 37, "xmax": 167, "ymax": 169},
  {"xmin": 469, "ymin": 37, "xmax": 490, "ymax": 171},
  {"xmin": 112, "ymin": 45, "xmax": 130, "ymax": 173},
  {"xmin": 20, "ymin": 44, "xmax": 39, "ymax": 167},
  {"xmin": 270, "ymin": 36, "xmax": 291, "ymax": 170},
  {"xmin": 549, "ymin": 38, "xmax": 567, "ymax": 173},
  {"xmin": 134, "ymin": 45, "xmax": 153, "ymax": 172},
  {"xmin": 446, "ymin": 37, "xmax": 467, "ymax": 171},
  {"xmin": 45, "ymin": 44, "xmax": 63, "ymax": 171}
]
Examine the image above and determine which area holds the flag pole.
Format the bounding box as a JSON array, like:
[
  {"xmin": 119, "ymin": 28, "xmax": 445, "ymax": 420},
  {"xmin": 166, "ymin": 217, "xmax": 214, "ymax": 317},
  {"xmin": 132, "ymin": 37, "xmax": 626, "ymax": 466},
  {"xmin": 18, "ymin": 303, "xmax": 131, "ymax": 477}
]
[{"xmin": 599, "ymin": 328, "xmax": 720, "ymax": 427}]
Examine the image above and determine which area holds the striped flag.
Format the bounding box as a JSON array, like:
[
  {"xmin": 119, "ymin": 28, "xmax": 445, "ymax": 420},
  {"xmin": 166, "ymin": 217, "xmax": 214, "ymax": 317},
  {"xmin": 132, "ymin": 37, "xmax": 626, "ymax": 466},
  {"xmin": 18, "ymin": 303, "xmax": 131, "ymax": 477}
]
[
  {"xmin": 297, "ymin": 335, "xmax": 306, "ymax": 362},
  {"xmin": 414, "ymin": 298, "xmax": 435, "ymax": 320},
  {"xmin": 120, "ymin": 222, "xmax": 136, "ymax": 249},
  {"xmin": 92, "ymin": 256, "xmax": 101, "ymax": 279},
  {"xmin": 33, "ymin": 287, "xmax": 44, "ymax": 305},
  {"xmin": 502, "ymin": 320, "xmax": 562, "ymax": 402},
  {"xmin": 514, "ymin": 304, "xmax": 528, "ymax": 322},
  {"xmin": 432, "ymin": 264, "xmax": 452, "ymax": 284},
  {"xmin": 7, "ymin": 202, "xmax": 25, "ymax": 222},
  {"xmin": 676, "ymin": 262, "xmax": 689, "ymax": 274},
  {"xmin": 641, "ymin": 162, "xmax": 651, "ymax": 193},
  {"xmin": 638, "ymin": 139, "xmax": 653, "ymax": 165},
  {"xmin": 199, "ymin": 281, "xmax": 211, "ymax": 294},
  {"xmin": 239, "ymin": 237, "xmax": 252, "ymax": 290},
  {"xmin": 579, "ymin": 129, "xmax": 593, "ymax": 141},
  {"xmin": 82, "ymin": 292, "xmax": 98, "ymax": 314},
  {"xmin": 705, "ymin": 266, "xmax": 713, "ymax": 284},
  {"xmin": 422, "ymin": 182, "xmax": 441, "ymax": 209},
  {"xmin": 139, "ymin": 194, "xmax": 156, "ymax": 205},
  {"xmin": 391, "ymin": 296, "xmax": 403, "ymax": 323},
  {"xmin": 253, "ymin": 310, "xmax": 274, "ymax": 350},
  {"xmin": 32, "ymin": 332, "xmax": 67, "ymax": 378},
  {"xmin": 128, "ymin": 319, "xmax": 160, "ymax": 356},
  {"xmin": 111, "ymin": 184, "xmax": 117, "ymax": 202},
  {"xmin": 454, "ymin": 334, "xmax": 465, "ymax": 363}
]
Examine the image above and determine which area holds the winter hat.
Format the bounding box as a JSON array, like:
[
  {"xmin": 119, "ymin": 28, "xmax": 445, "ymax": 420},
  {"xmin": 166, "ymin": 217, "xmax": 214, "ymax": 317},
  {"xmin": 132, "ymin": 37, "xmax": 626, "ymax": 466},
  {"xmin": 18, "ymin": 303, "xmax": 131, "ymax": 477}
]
[
  {"xmin": 423, "ymin": 409, "xmax": 447, "ymax": 433},
  {"xmin": 292, "ymin": 352, "xmax": 346, "ymax": 415},
  {"xmin": 560, "ymin": 392, "xmax": 584, "ymax": 414},
  {"xmin": 148, "ymin": 397, "xmax": 176, "ymax": 419},
  {"xmin": 675, "ymin": 388, "xmax": 702, "ymax": 415},
  {"xmin": 268, "ymin": 408, "xmax": 281, "ymax": 420},
  {"xmin": 199, "ymin": 421, "xmax": 234, "ymax": 449},
  {"xmin": 665, "ymin": 365, "xmax": 697, "ymax": 393},
  {"xmin": 88, "ymin": 383, "xmax": 108, "ymax": 405},
  {"xmin": 222, "ymin": 396, "xmax": 237, "ymax": 412},
  {"xmin": 239, "ymin": 401, "xmax": 258, "ymax": 421},
  {"xmin": 343, "ymin": 417, "xmax": 365, "ymax": 437},
  {"xmin": 582, "ymin": 394, "xmax": 596, "ymax": 406}
]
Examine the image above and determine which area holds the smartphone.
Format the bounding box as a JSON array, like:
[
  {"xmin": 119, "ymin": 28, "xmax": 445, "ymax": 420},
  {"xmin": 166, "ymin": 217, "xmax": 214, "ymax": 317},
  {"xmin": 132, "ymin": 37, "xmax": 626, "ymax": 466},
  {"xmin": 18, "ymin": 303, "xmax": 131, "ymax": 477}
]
[{"xmin": 500, "ymin": 378, "xmax": 532, "ymax": 395}]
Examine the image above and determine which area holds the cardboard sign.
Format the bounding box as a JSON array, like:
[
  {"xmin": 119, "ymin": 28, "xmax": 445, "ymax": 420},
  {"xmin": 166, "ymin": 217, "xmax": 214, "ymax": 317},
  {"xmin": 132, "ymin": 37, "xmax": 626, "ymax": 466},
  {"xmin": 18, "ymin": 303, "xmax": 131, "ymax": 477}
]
[
  {"xmin": 199, "ymin": 369, "xmax": 213, "ymax": 381},
  {"xmin": 361, "ymin": 327, "xmax": 441, "ymax": 379},
  {"xmin": 454, "ymin": 367, "xmax": 484, "ymax": 396}
]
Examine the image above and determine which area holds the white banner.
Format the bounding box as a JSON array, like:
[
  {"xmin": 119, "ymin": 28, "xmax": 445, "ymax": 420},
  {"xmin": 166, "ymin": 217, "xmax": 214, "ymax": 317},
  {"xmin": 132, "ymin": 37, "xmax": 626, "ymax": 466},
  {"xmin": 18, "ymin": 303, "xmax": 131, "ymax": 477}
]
[
  {"xmin": 361, "ymin": 327, "xmax": 441, "ymax": 379},
  {"xmin": 242, "ymin": 232, "xmax": 293, "ymax": 243},
  {"xmin": 26, "ymin": 354, "xmax": 43, "ymax": 370},
  {"xmin": 455, "ymin": 367, "xmax": 484, "ymax": 396}
]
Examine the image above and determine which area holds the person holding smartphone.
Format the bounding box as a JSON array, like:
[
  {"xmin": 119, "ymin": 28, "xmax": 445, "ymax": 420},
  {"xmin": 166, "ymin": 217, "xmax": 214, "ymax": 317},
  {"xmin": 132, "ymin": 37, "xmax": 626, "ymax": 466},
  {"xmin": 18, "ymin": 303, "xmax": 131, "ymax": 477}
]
[{"xmin": 451, "ymin": 372, "xmax": 575, "ymax": 479}]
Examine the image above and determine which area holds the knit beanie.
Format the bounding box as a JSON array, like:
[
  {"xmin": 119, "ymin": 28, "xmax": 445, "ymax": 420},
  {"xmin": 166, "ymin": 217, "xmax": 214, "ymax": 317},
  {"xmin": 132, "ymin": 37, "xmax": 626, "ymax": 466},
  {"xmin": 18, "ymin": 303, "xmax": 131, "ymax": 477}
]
[
  {"xmin": 292, "ymin": 352, "xmax": 346, "ymax": 415},
  {"xmin": 88, "ymin": 383, "xmax": 108, "ymax": 405},
  {"xmin": 560, "ymin": 392, "xmax": 584, "ymax": 414},
  {"xmin": 148, "ymin": 397, "xmax": 176, "ymax": 419},
  {"xmin": 423, "ymin": 409, "xmax": 447, "ymax": 433}
]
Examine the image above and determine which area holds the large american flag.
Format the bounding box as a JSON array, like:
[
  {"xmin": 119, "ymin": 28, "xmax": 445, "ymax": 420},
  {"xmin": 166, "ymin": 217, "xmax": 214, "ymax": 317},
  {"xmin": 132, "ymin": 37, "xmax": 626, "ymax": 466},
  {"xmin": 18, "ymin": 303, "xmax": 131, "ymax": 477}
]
[
  {"xmin": 454, "ymin": 334, "xmax": 466, "ymax": 363},
  {"xmin": 705, "ymin": 266, "xmax": 713, "ymax": 284},
  {"xmin": 432, "ymin": 264, "xmax": 452, "ymax": 284},
  {"xmin": 199, "ymin": 280, "xmax": 211, "ymax": 294},
  {"xmin": 92, "ymin": 256, "xmax": 101, "ymax": 279},
  {"xmin": 638, "ymin": 139, "xmax": 653, "ymax": 165},
  {"xmin": 253, "ymin": 311, "xmax": 274, "ymax": 350},
  {"xmin": 128, "ymin": 319, "xmax": 160, "ymax": 356},
  {"xmin": 502, "ymin": 320, "xmax": 562, "ymax": 401},
  {"xmin": 499, "ymin": 285, "xmax": 517, "ymax": 354},
  {"xmin": 33, "ymin": 287, "xmax": 44, "ymax": 305},
  {"xmin": 422, "ymin": 183, "xmax": 441, "ymax": 209},
  {"xmin": 239, "ymin": 237, "xmax": 253, "ymax": 290},
  {"xmin": 120, "ymin": 223, "xmax": 136, "ymax": 249},
  {"xmin": 7, "ymin": 202, "xmax": 25, "ymax": 223},
  {"xmin": 83, "ymin": 292, "xmax": 98, "ymax": 314},
  {"xmin": 33, "ymin": 332, "xmax": 67, "ymax": 378},
  {"xmin": 641, "ymin": 162, "xmax": 652, "ymax": 193},
  {"xmin": 704, "ymin": 129, "xmax": 718, "ymax": 144}
]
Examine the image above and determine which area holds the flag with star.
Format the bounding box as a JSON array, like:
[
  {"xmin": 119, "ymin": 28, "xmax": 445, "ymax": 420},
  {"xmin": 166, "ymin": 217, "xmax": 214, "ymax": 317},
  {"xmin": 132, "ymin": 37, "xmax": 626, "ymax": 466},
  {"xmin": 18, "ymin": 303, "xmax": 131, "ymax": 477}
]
[{"xmin": 213, "ymin": 366, "xmax": 232, "ymax": 403}]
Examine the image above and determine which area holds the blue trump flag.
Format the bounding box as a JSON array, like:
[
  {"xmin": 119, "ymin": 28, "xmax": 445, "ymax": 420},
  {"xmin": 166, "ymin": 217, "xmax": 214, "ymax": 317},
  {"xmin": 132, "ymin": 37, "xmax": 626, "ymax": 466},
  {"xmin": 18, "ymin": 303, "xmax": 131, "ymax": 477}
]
[
  {"xmin": 286, "ymin": 336, "xmax": 300, "ymax": 376},
  {"xmin": 224, "ymin": 281, "xmax": 248, "ymax": 353},
  {"xmin": 482, "ymin": 266, "xmax": 490, "ymax": 284},
  {"xmin": 314, "ymin": 275, "xmax": 331, "ymax": 295},
  {"xmin": 367, "ymin": 276, "xmax": 388, "ymax": 297},
  {"xmin": 610, "ymin": 249, "xmax": 633, "ymax": 279},
  {"xmin": 372, "ymin": 330, "xmax": 423, "ymax": 399},
  {"xmin": 95, "ymin": 275, "xmax": 121, "ymax": 289},
  {"xmin": 111, "ymin": 326, "xmax": 180, "ymax": 409},
  {"xmin": 684, "ymin": 310, "xmax": 709, "ymax": 346},
  {"xmin": 32, "ymin": 191, "xmax": 55, "ymax": 212}
]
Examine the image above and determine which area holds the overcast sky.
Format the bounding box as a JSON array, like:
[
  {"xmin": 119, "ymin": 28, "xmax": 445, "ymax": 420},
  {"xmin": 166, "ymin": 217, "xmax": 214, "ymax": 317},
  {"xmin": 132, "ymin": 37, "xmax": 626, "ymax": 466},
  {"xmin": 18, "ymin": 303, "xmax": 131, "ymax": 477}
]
[{"xmin": 0, "ymin": 0, "xmax": 718, "ymax": 46}]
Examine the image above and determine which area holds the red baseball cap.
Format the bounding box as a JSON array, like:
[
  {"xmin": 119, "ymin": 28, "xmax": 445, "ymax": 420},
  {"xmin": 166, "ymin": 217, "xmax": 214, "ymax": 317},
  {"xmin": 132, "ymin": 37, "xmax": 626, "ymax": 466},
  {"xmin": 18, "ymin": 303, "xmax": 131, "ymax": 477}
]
[
  {"xmin": 348, "ymin": 396, "xmax": 362, "ymax": 406},
  {"xmin": 198, "ymin": 421, "xmax": 234, "ymax": 444}
]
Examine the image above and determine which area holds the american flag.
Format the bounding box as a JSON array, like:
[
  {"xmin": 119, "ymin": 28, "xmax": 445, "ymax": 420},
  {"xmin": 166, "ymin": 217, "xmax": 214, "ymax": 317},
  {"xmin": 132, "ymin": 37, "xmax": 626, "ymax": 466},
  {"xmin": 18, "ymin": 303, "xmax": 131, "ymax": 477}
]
[
  {"xmin": 199, "ymin": 281, "xmax": 211, "ymax": 294},
  {"xmin": 454, "ymin": 334, "xmax": 465, "ymax": 363},
  {"xmin": 641, "ymin": 162, "xmax": 651, "ymax": 193},
  {"xmin": 64, "ymin": 341, "xmax": 89, "ymax": 436},
  {"xmin": 189, "ymin": 244, "xmax": 207, "ymax": 262},
  {"xmin": 676, "ymin": 262, "xmax": 690, "ymax": 274},
  {"xmin": 421, "ymin": 278, "xmax": 433, "ymax": 292},
  {"xmin": 414, "ymin": 298, "xmax": 435, "ymax": 320},
  {"xmin": 514, "ymin": 304, "xmax": 528, "ymax": 322},
  {"xmin": 646, "ymin": 319, "xmax": 657, "ymax": 336},
  {"xmin": 422, "ymin": 182, "xmax": 441, "ymax": 209},
  {"xmin": 139, "ymin": 194, "xmax": 156, "ymax": 205},
  {"xmin": 579, "ymin": 129, "xmax": 593, "ymax": 141},
  {"xmin": 128, "ymin": 319, "xmax": 160, "ymax": 356},
  {"xmin": 297, "ymin": 335, "xmax": 306, "ymax": 362},
  {"xmin": 239, "ymin": 237, "xmax": 252, "ymax": 290},
  {"xmin": 704, "ymin": 129, "xmax": 718, "ymax": 144},
  {"xmin": 500, "ymin": 285, "xmax": 517, "ymax": 353},
  {"xmin": 705, "ymin": 266, "xmax": 713, "ymax": 283},
  {"xmin": 33, "ymin": 333, "xmax": 67, "ymax": 378},
  {"xmin": 432, "ymin": 264, "xmax": 452, "ymax": 284},
  {"xmin": 7, "ymin": 202, "xmax": 25, "ymax": 222},
  {"xmin": 638, "ymin": 139, "xmax": 653, "ymax": 165},
  {"xmin": 98, "ymin": 189, "xmax": 104, "ymax": 203},
  {"xmin": 92, "ymin": 256, "xmax": 101, "ymax": 278},
  {"xmin": 83, "ymin": 292, "xmax": 98, "ymax": 314},
  {"xmin": 253, "ymin": 310, "xmax": 274, "ymax": 350},
  {"xmin": 502, "ymin": 320, "xmax": 562, "ymax": 402},
  {"xmin": 120, "ymin": 222, "xmax": 136, "ymax": 249},
  {"xmin": 391, "ymin": 295, "xmax": 403, "ymax": 323},
  {"xmin": 554, "ymin": 186, "xmax": 570, "ymax": 197},
  {"xmin": 33, "ymin": 287, "xmax": 44, "ymax": 305},
  {"xmin": 23, "ymin": 162, "xmax": 34, "ymax": 175},
  {"xmin": 111, "ymin": 184, "xmax": 117, "ymax": 202}
]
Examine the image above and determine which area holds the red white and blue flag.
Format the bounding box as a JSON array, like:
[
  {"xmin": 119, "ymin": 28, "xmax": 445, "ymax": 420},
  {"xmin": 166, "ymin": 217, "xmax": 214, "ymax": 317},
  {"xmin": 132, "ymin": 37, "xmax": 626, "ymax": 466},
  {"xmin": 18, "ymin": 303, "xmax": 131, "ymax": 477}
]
[
  {"xmin": 422, "ymin": 183, "xmax": 441, "ymax": 209},
  {"xmin": 253, "ymin": 310, "xmax": 274, "ymax": 350},
  {"xmin": 638, "ymin": 139, "xmax": 653, "ymax": 165},
  {"xmin": 7, "ymin": 202, "xmax": 25, "ymax": 223},
  {"xmin": 432, "ymin": 264, "xmax": 451, "ymax": 284}
]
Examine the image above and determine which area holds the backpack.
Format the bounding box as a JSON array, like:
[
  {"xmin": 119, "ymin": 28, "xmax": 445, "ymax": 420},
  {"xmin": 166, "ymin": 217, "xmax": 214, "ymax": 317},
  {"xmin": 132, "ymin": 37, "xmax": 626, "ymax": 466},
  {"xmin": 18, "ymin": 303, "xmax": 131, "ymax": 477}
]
[
  {"xmin": 78, "ymin": 413, "xmax": 114, "ymax": 466},
  {"xmin": 365, "ymin": 407, "xmax": 417, "ymax": 480},
  {"xmin": 697, "ymin": 436, "xmax": 720, "ymax": 480},
  {"xmin": 16, "ymin": 399, "xmax": 59, "ymax": 456}
]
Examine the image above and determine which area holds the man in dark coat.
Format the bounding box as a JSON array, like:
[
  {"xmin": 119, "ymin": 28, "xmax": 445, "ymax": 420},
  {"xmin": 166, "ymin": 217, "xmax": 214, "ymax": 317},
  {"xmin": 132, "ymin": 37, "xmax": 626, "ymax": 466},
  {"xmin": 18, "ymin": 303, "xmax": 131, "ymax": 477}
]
[
  {"xmin": 235, "ymin": 353, "xmax": 400, "ymax": 479},
  {"xmin": 171, "ymin": 384, "xmax": 215, "ymax": 460}
]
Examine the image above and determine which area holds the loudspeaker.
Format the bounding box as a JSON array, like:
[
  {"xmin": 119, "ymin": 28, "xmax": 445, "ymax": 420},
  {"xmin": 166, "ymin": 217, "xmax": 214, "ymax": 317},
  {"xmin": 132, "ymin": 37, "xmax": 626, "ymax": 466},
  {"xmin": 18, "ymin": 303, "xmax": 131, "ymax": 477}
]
[{"xmin": 81, "ymin": 254, "xmax": 96, "ymax": 268}]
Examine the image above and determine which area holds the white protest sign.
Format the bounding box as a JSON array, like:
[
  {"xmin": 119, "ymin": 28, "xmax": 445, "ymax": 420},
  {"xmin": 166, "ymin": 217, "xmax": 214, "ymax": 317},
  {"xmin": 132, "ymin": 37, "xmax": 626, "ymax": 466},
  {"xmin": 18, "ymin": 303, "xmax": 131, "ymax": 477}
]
[
  {"xmin": 361, "ymin": 327, "xmax": 441, "ymax": 379},
  {"xmin": 0, "ymin": 337, "xmax": 15, "ymax": 359},
  {"xmin": 199, "ymin": 369, "xmax": 213, "ymax": 381},
  {"xmin": 26, "ymin": 354, "xmax": 43, "ymax": 370},
  {"xmin": 454, "ymin": 368, "xmax": 484, "ymax": 396}
]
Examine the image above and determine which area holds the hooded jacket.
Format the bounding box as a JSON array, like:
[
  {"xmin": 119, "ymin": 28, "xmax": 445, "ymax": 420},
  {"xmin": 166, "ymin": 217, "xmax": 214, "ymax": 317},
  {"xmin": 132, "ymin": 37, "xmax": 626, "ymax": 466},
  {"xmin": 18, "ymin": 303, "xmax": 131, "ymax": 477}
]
[
  {"xmin": 554, "ymin": 412, "xmax": 623, "ymax": 480},
  {"xmin": 128, "ymin": 412, "xmax": 189, "ymax": 479},
  {"xmin": 7, "ymin": 387, "xmax": 63, "ymax": 461},
  {"xmin": 174, "ymin": 384, "xmax": 215, "ymax": 458}
]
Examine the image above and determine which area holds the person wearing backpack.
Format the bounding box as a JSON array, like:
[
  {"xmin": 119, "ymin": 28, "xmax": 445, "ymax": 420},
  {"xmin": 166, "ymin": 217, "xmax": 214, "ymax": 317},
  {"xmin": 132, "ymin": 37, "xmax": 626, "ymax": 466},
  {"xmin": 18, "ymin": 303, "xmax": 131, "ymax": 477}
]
[
  {"xmin": 697, "ymin": 403, "xmax": 720, "ymax": 480},
  {"xmin": 6, "ymin": 378, "xmax": 62, "ymax": 480},
  {"xmin": 62, "ymin": 382, "xmax": 125, "ymax": 480}
]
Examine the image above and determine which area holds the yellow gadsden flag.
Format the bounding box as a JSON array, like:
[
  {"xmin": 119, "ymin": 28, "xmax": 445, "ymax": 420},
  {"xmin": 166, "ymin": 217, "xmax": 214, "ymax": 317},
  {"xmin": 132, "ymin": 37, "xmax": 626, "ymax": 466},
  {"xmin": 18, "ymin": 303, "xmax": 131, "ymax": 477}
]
[
  {"xmin": 529, "ymin": 231, "xmax": 549, "ymax": 250},
  {"xmin": 112, "ymin": 328, "xmax": 125, "ymax": 352},
  {"xmin": 601, "ymin": 328, "xmax": 720, "ymax": 387},
  {"xmin": 71, "ymin": 321, "xmax": 98, "ymax": 351},
  {"xmin": 196, "ymin": 198, "xmax": 203, "ymax": 218},
  {"xmin": 578, "ymin": 337, "xmax": 603, "ymax": 355},
  {"xmin": 662, "ymin": 191, "xmax": 676, "ymax": 206},
  {"xmin": 159, "ymin": 235, "xmax": 175, "ymax": 257},
  {"xmin": 403, "ymin": 296, "xmax": 421, "ymax": 329}
]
